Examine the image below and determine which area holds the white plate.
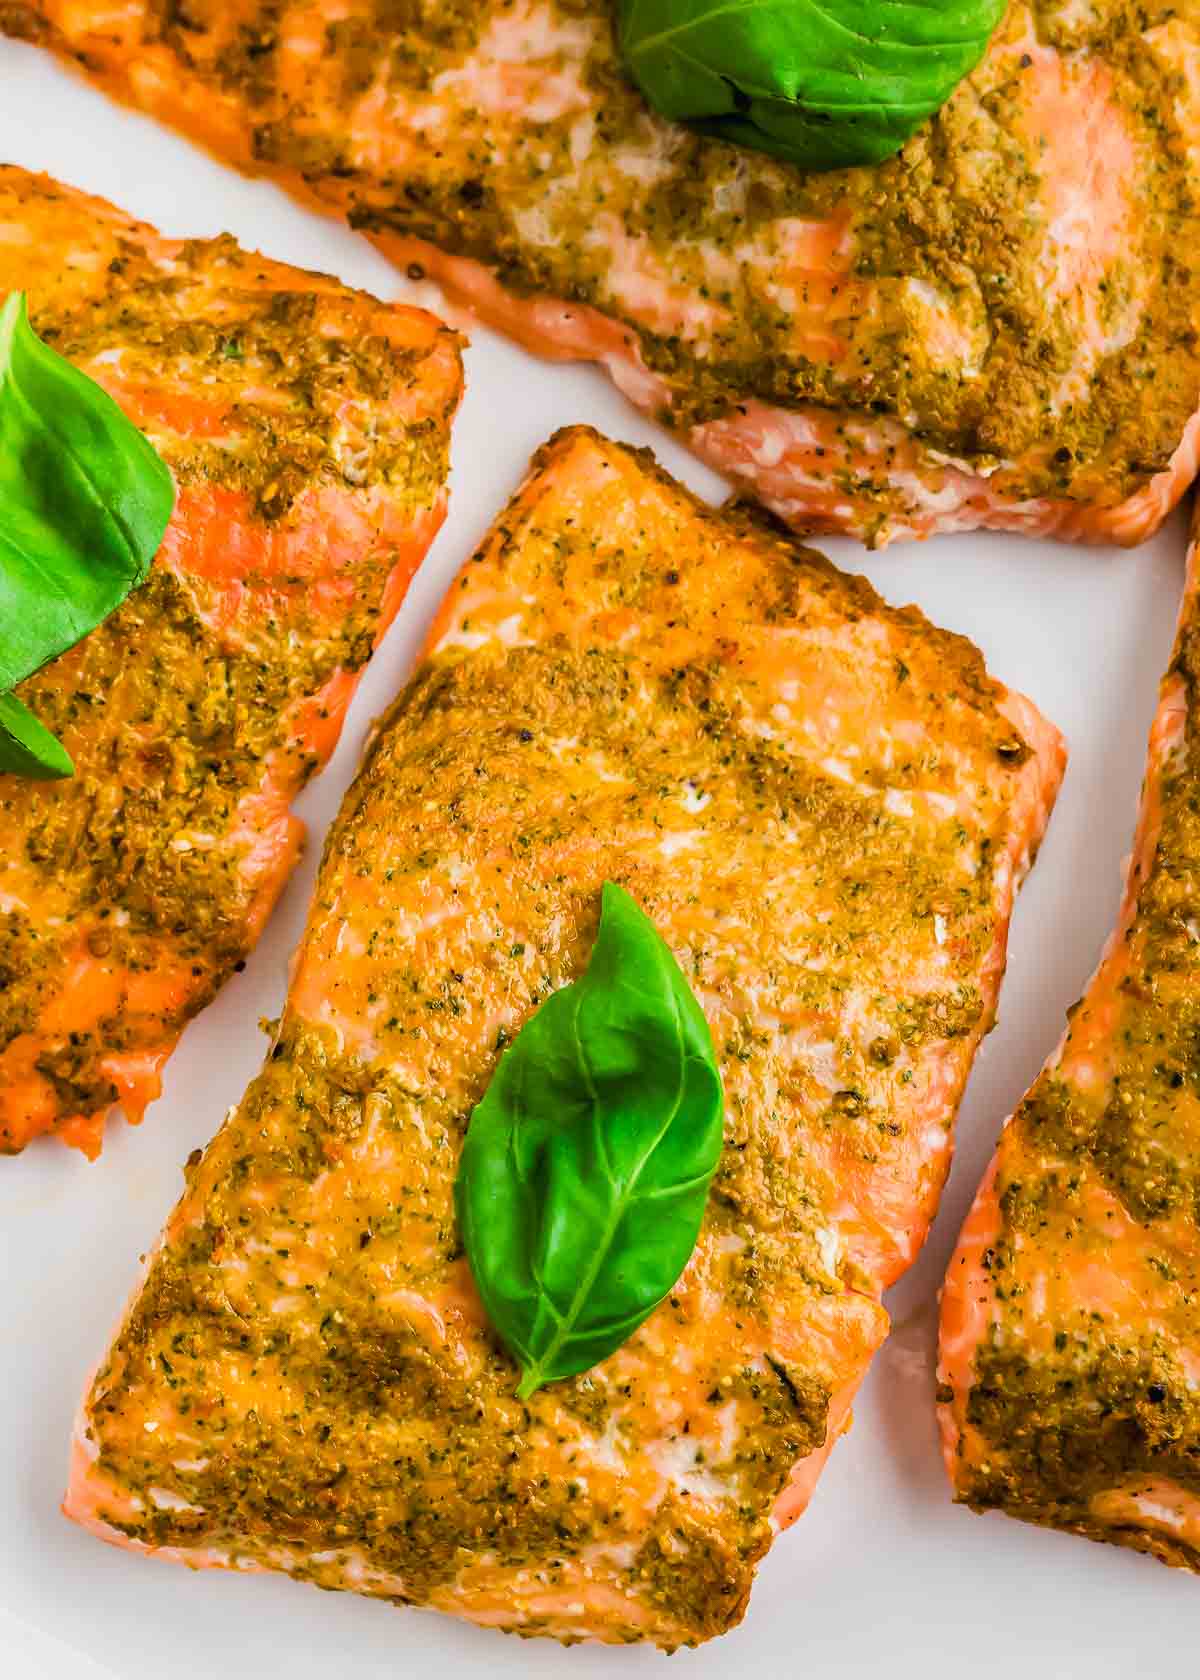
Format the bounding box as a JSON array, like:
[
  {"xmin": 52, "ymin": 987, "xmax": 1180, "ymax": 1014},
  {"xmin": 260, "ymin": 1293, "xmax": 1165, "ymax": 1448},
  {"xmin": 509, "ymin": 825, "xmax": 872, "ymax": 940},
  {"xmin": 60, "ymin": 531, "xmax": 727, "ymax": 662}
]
[{"xmin": 0, "ymin": 39, "xmax": 1196, "ymax": 1680}]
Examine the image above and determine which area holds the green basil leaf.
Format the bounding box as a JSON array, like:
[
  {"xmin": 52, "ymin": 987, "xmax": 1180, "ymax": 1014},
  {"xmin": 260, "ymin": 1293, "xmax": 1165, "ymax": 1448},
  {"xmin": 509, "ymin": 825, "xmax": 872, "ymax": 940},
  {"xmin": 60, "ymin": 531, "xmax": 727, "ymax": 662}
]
[
  {"xmin": 617, "ymin": 0, "xmax": 1007, "ymax": 171},
  {"xmin": 0, "ymin": 690, "xmax": 75, "ymax": 779},
  {"xmin": 455, "ymin": 881, "xmax": 724, "ymax": 1398},
  {"xmin": 0, "ymin": 290, "xmax": 174, "ymax": 778}
]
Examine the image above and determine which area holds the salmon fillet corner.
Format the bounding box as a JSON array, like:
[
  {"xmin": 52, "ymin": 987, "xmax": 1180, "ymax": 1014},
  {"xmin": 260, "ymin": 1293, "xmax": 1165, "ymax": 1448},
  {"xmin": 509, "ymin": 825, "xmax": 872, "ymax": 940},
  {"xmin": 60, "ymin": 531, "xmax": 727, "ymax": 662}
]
[
  {"xmin": 0, "ymin": 166, "xmax": 463, "ymax": 1158},
  {"xmin": 939, "ymin": 501, "xmax": 1200, "ymax": 1571},
  {"xmin": 4, "ymin": 1, "xmax": 1200, "ymax": 547},
  {"xmin": 66, "ymin": 428, "xmax": 1063, "ymax": 1647}
]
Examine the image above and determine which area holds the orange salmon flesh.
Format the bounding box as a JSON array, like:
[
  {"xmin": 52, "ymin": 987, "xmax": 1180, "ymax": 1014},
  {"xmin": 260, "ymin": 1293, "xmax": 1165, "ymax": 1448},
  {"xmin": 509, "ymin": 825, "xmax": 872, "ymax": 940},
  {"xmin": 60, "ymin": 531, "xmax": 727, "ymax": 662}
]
[
  {"xmin": 0, "ymin": 167, "xmax": 462, "ymax": 1157},
  {"xmin": 939, "ymin": 500, "xmax": 1200, "ymax": 1571},
  {"xmin": 3, "ymin": 1, "xmax": 1200, "ymax": 545},
  {"xmin": 66, "ymin": 429, "xmax": 1063, "ymax": 1646}
]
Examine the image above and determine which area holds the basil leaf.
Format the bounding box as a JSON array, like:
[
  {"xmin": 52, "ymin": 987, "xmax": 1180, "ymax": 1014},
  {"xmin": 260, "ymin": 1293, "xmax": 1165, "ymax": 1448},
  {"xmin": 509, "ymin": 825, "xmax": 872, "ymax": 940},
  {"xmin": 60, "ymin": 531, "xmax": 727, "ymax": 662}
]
[
  {"xmin": 0, "ymin": 291, "xmax": 174, "ymax": 777},
  {"xmin": 456, "ymin": 881, "xmax": 724, "ymax": 1398},
  {"xmin": 617, "ymin": 0, "xmax": 1007, "ymax": 171},
  {"xmin": 0, "ymin": 691, "xmax": 75, "ymax": 779}
]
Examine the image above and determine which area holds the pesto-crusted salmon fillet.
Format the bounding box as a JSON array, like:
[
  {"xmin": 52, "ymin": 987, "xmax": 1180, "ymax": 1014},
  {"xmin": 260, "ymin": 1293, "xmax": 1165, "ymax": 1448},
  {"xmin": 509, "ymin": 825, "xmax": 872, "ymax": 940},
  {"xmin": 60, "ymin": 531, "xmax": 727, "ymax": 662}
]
[
  {"xmin": 66, "ymin": 429, "xmax": 1063, "ymax": 1646},
  {"xmin": 939, "ymin": 505, "xmax": 1200, "ymax": 1571},
  {"xmin": 4, "ymin": 2, "xmax": 1200, "ymax": 547},
  {"xmin": 0, "ymin": 166, "xmax": 462, "ymax": 1159}
]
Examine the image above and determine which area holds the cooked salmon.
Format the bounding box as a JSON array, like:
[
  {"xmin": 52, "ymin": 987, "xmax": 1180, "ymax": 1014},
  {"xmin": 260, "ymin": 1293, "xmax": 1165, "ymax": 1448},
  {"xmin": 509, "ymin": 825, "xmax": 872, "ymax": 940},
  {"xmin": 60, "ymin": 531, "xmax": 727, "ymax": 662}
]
[
  {"xmin": 938, "ymin": 504, "xmax": 1200, "ymax": 1570},
  {"xmin": 65, "ymin": 428, "xmax": 1064, "ymax": 1646},
  {"xmin": 4, "ymin": 2, "xmax": 1199, "ymax": 548},
  {"xmin": 0, "ymin": 167, "xmax": 462, "ymax": 1158}
]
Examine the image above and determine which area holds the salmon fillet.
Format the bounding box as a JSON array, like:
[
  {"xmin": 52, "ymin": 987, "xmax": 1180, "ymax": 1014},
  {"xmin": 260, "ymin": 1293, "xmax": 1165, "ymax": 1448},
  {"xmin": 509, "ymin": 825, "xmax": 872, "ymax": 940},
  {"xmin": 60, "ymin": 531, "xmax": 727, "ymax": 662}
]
[
  {"xmin": 3, "ymin": 2, "xmax": 1199, "ymax": 548},
  {"xmin": 0, "ymin": 167, "xmax": 462, "ymax": 1158},
  {"xmin": 938, "ymin": 504, "xmax": 1200, "ymax": 1570},
  {"xmin": 66, "ymin": 428, "xmax": 1063, "ymax": 1646}
]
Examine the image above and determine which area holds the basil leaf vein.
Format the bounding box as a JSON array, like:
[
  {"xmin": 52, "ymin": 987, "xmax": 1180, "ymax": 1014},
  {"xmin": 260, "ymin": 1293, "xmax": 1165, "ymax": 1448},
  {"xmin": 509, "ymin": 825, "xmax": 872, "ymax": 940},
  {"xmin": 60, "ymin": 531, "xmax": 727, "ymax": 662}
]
[
  {"xmin": 455, "ymin": 881, "xmax": 725, "ymax": 1398},
  {"xmin": 0, "ymin": 291, "xmax": 175, "ymax": 778},
  {"xmin": 617, "ymin": 0, "xmax": 1007, "ymax": 171}
]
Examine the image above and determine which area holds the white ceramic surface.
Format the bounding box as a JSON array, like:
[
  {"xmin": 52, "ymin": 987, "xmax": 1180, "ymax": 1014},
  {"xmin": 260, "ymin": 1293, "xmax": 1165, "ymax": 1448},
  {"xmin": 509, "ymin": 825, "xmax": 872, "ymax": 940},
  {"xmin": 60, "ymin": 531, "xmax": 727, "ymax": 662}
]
[{"xmin": 0, "ymin": 38, "xmax": 1195, "ymax": 1680}]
